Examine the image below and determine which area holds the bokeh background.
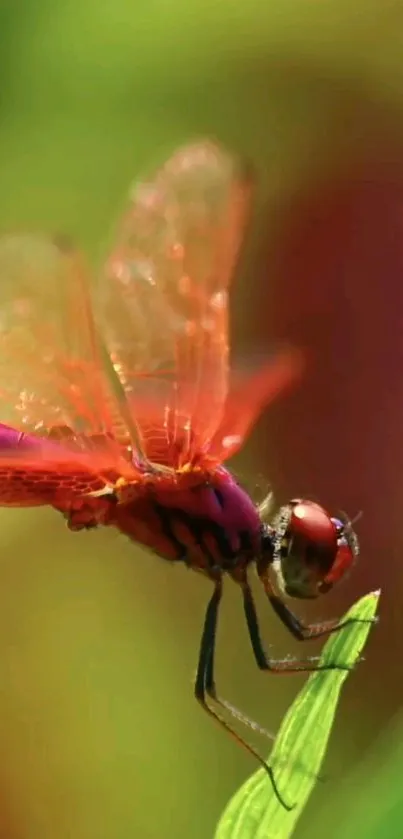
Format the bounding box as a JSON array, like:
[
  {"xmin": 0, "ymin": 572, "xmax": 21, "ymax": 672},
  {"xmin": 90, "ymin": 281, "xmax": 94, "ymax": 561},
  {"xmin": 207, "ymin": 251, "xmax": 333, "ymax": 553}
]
[{"xmin": 0, "ymin": 1, "xmax": 402, "ymax": 837}]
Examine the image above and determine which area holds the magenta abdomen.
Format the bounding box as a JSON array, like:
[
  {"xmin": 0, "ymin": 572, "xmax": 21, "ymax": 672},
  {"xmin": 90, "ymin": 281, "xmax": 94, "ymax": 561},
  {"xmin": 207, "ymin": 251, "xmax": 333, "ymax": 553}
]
[
  {"xmin": 0, "ymin": 423, "xmax": 61, "ymax": 453},
  {"xmin": 0, "ymin": 423, "xmax": 36, "ymax": 450}
]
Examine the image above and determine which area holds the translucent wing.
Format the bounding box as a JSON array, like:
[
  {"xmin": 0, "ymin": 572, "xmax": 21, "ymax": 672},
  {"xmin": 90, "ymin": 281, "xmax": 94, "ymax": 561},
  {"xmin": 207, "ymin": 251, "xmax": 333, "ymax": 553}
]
[
  {"xmin": 207, "ymin": 348, "xmax": 304, "ymax": 464},
  {"xmin": 0, "ymin": 232, "xmax": 141, "ymax": 503},
  {"xmin": 98, "ymin": 140, "xmax": 254, "ymax": 469},
  {"xmin": 0, "ymin": 423, "xmax": 124, "ymax": 507},
  {"xmin": 0, "ymin": 140, "xmax": 301, "ymax": 512}
]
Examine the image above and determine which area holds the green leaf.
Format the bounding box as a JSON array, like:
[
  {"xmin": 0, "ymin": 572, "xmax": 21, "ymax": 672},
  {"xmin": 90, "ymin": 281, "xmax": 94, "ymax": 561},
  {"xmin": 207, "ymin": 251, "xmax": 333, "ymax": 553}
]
[{"xmin": 215, "ymin": 589, "xmax": 380, "ymax": 839}]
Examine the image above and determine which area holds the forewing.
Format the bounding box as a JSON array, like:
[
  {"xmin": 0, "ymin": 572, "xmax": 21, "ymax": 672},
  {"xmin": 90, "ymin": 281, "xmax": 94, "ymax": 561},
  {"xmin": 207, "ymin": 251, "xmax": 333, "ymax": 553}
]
[
  {"xmin": 207, "ymin": 348, "xmax": 305, "ymax": 465},
  {"xmin": 99, "ymin": 140, "xmax": 253, "ymax": 468},
  {"xmin": 0, "ymin": 232, "xmax": 141, "ymax": 480}
]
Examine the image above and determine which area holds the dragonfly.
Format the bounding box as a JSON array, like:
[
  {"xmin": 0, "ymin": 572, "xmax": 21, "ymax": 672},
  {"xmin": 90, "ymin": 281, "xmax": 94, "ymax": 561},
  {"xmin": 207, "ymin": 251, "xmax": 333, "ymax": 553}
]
[{"xmin": 0, "ymin": 140, "xmax": 364, "ymax": 809}]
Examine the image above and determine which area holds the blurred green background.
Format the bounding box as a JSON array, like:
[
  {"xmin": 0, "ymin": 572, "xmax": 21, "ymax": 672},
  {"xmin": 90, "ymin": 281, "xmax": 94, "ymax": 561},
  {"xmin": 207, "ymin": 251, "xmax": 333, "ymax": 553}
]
[{"xmin": 0, "ymin": 1, "xmax": 403, "ymax": 837}]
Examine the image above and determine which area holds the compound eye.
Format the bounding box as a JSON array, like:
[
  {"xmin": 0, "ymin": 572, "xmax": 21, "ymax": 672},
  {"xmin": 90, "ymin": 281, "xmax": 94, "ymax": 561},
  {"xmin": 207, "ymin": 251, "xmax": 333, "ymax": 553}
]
[
  {"xmin": 290, "ymin": 501, "xmax": 337, "ymax": 550},
  {"xmin": 271, "ymin": 500, "xmax": 337, "ymax": 599},
  {"xmin": 319, "ymin": 538, "xmax": 357, "ymax": 594}
]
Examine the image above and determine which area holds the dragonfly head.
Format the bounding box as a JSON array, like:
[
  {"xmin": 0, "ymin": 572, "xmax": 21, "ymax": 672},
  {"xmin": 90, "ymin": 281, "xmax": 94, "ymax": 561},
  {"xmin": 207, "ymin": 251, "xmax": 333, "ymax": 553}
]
[{"xmin": 263, "ymin": 499, "xmax": 360, "ymax": 600}]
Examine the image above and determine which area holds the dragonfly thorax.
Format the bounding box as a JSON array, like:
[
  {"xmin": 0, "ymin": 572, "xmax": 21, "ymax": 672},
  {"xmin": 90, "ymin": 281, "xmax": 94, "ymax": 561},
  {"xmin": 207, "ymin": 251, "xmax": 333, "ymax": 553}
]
[{"xmin": 111, "ymin": 467, "xmax": 264, "ymax": 575}]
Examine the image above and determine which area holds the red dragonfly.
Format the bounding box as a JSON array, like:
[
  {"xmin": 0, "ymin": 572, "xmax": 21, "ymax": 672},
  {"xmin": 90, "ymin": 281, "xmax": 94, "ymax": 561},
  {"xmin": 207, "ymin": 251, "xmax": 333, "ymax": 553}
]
[{"xmin": 0, "ymin": 141, "xmax": 363, "ymax": 808}]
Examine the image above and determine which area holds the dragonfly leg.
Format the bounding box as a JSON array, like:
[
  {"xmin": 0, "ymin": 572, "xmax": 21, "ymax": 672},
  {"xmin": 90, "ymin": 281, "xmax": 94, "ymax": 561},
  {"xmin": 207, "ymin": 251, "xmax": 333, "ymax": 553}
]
[
  {"xmin": 242, "ymin": 579, "xmax": 354, "ymax": 673},
  {"xmin": 258, "ymin": 571, "xmax": 377, "ymax": 642},
  {"xmin": 194, "ymin": 575, "xmax": 294, "ymax": 810}
]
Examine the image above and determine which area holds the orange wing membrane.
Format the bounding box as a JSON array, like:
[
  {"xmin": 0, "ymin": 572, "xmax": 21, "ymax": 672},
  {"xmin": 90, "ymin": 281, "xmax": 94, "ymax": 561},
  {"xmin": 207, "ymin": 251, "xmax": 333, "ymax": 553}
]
[
  {"xmin": 0, "ymin": 140, "xmax": 302, "ymax": 508},
  {"xmin": 0, "ymin": 233, "xmax": 141, "ymax": 505},
  {"xmin": 98, "ymin": 141, "xmax": 254, "ymax": 468},
  {"xmin": 98, "ymin": 140, "xmax": 302, "ymax": 470},
  {"xmin": 0, "ymin": 452, "xmax": 112, "ymax": 507}
]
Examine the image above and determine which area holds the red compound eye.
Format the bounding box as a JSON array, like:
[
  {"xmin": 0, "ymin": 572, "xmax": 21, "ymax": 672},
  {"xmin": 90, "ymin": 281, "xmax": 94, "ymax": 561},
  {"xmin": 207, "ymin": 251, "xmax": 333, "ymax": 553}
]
[
  {"xmin": 318, "ymin": 546, "xmax": 355, "ymax": 594},
  {"xmin": 318, "ymin": 519, "xmax": 359, "ymax": 594},
  {"xmin": 273, "ymin": 499, "xmax": 359, "ymax": 599},
  {"xmin": 289, "ymin": 500, "xmax": 337, "ymax": 553}
]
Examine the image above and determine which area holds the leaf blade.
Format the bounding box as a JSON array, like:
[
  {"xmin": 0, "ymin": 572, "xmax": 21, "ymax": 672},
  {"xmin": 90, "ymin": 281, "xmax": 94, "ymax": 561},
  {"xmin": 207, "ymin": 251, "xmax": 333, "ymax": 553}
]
[{"xmin": 215, "ymin": 589, "xmax": 380, "ymax": 839}]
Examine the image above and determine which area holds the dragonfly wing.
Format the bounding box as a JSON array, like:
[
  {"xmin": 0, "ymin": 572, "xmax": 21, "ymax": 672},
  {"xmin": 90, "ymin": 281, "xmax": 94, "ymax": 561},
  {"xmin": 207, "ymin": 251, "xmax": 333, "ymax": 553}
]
[
  {"xmin": 0, "ymin": 452, "xmax": 115, "ymax": 507},
  {"xmin": 207, "ymin": 348, "xmax": 305, "ymax": 464},
  {"xmin": 0, "ymin": 233, "xmax": 142, "ymax": 504},
  {"xmin": 98, "ymin": 140, "xmax": 254, "ymax": 468}
]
